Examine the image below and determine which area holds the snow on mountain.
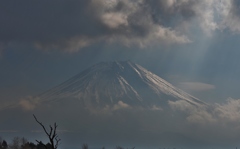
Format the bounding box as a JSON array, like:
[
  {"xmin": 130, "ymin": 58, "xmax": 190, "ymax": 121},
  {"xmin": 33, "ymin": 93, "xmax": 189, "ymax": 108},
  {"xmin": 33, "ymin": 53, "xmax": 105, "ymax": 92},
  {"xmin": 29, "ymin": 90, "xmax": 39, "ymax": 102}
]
[{"xmin": 37, "ymin": 61, "xmax": 206, "ymax": 109}]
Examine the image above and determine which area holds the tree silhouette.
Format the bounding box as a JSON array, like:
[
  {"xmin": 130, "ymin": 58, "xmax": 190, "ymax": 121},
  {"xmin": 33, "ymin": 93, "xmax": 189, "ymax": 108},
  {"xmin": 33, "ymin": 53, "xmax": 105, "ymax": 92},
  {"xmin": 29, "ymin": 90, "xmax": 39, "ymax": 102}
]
[
  {"xmin": 11, "ymin": 137, "xmax": 20, "ymax": 149},
  {"xmin": 0, "ymin": 139, "xmax": 8, "ymax": 149},
  {"xmin": 82, "ymin": 144, "xmax": 88, "ymax": 149},
  {"xmin": 2, "ymin": 140, "xmax": 7, "ymax": 149},
  {"xmin": 33, "ymin": 114, "xmax": 61, "ymax": 149}
]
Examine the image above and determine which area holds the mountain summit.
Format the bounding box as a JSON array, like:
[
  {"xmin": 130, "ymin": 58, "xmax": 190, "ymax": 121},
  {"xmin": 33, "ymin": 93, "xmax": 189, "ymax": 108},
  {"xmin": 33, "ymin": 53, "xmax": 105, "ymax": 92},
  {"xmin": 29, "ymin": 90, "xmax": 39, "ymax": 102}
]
[{"xmin": 38, "ymin": 61, "xmax": 206, "ymax": 109}]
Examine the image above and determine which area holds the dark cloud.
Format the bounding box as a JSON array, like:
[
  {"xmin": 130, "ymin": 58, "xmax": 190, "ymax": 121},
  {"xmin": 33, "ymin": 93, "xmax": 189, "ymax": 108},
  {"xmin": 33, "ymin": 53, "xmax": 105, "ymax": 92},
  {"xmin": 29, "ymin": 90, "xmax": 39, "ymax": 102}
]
[
  {"xmin": 0, "ymin": 0, "xmax": 193, "ymax": 52},
  {"xmin": 145, "ymin": 0, "xmax": 197, "ymax": 25},
  {"xmin": 0, "ymin": 0, "xmax": 111, "ymax": 50},
  {"xmin": 1, "ymin": 0, "xmax": 238, "ymax": 52},
  {"xmin": 230, "ymin": 0, "xmax": 240, "ymax": 15}
]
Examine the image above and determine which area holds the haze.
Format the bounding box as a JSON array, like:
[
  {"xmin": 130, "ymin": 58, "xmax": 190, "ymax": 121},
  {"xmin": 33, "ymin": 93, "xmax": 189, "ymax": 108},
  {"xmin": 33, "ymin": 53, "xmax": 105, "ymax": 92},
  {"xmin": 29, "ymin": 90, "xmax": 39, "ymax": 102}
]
[{"xmin": 1, "ymin": 1, "xmax": 240, "ymax": 149}]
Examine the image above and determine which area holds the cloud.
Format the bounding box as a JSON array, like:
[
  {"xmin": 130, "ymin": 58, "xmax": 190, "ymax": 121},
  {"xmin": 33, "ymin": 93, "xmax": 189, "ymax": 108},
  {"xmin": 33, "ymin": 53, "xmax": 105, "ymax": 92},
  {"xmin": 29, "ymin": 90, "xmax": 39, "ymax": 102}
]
[
  {"xmin": 150, "ymin": 105, "xmax": 163, "ymax": 111},
  {"xmin": 102, "ymin": 100, "xmax": 131, "ymax": 112},
  {"xmin": 0, "ymin": 100, "xmax": 18, "ymax": 111},
  {"xmin": 0, "ymin": 0, "xmax": 207, "ymax": 52},
  {"xmin": 0, "ymin": 130, "xmax": 18, "ymax": 133},
  {"xmin": 112, "ymin": 101, "xmax": 131, "ymax": 111},
  {"xmin": 86, "ymin": 100, "xmax": 131, "ymax": 115},
  {"xmin": 169, "ymin": 100, "xmax": 196, "ymax": 112},
  {"xmin": 4, "ymin": 97, "xmax": 240, "ymax": 147},
  {"xmin": 168, "ymin": 100, "xmax": 216, "ymax": 125},
  {"xmin": 169, "ymin": 100, "xmax": 215, "ymax": 125},
  {"xmin": 179, "ymin": 82, "xmax": 215, "ymax": 91},
  {"xmin": 214, "ymin": 98, "xmax": 240, "ymax": 123},
  {"xmin": 169, "ymin": 98, "xmax": 240, "ymax": 126},
  {"xmin": 220, "ymin": 0, "xmax": 240, "ymax": 33},
  {"xmin": 19, "ymin": 96, "xmax": 39, "ymax": 111},
  {"xmin": 101, "ymin": 12, "xmax": 128, "ymax": 29},
  {"xmin": 1, "ymin": 0, "xmax": 239, "ymax": 52}
]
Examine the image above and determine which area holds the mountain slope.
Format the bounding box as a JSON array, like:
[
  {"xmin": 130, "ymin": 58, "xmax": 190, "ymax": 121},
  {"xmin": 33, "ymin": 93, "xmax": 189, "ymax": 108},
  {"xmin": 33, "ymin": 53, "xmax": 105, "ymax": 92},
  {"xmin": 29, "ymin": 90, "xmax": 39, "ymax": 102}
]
[{"xmin": 38, "ymin": 61, "xmax": 206, "ymax": 108}]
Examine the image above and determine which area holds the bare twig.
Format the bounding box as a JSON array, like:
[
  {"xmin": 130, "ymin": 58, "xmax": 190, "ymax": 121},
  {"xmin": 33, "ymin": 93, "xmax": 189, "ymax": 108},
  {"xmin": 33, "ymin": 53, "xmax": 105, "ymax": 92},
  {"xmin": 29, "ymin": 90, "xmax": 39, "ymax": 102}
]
[{"xmin": 33, "ymin": 114, "xmax": 61, "ymax": 149}]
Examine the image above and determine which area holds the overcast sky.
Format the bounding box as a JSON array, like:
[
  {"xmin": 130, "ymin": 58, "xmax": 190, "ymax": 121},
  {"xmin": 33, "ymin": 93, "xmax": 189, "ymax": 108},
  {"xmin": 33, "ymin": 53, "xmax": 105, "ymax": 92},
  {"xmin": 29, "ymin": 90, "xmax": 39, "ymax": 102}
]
[{"xmin": 2, "ymin": 0, "xmax": 240, "ymax": 148}]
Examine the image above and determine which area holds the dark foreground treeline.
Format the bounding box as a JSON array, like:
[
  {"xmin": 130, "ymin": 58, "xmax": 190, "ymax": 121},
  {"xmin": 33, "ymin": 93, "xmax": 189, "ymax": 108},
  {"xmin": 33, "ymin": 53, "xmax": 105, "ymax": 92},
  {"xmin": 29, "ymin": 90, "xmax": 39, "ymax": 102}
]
[
  {"xmin": 0, "ymin": 116, "xmax": 135, "ymax": 149},
  {"xmin": 0, "ymin": 136, "xmax": 53, "ymax": 149},
  {"xmin": 0, "ymin": 136, "xmax": 135, "ymax": 149}
]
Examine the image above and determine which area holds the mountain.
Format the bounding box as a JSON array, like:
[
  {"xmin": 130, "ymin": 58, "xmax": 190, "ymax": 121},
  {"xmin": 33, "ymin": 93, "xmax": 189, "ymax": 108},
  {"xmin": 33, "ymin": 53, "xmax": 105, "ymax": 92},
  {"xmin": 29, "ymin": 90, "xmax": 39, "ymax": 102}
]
[
  {"xmin": 0, "ymin": 61, "xmax": 209, "ymax": 147},
  {"xmin": 37, "ymin": 61, "xmax": 206, "ymax": 109}
]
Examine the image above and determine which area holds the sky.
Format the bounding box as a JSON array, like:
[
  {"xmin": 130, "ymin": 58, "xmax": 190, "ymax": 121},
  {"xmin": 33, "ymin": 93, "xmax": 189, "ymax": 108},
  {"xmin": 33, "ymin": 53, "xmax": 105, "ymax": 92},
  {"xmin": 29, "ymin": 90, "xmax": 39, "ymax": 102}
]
[{"xmin": 2, "ymin": 0, "xmax": 240, "ymax": 148}]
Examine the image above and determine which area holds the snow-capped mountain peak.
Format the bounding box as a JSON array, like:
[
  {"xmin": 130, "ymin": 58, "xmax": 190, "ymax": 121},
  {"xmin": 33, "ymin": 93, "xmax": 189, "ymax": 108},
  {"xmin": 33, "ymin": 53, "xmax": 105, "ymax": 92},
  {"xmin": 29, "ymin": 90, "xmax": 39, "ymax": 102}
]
[{"xmin": 38, "ymin": 61, "xmax": 206, "ymax": 108}]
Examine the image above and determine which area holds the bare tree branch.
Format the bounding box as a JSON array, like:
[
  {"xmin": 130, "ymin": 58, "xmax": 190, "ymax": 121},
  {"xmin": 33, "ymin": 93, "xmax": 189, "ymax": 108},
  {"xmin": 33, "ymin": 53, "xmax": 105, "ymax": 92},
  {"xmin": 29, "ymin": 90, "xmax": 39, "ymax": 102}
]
[
  {"xmin": 33, "ymin": 114, "xmax": 50, "ymax": 136},
  {"xmin": 33, "ymin": 114, "xmax": 61, "ymax": 149}
]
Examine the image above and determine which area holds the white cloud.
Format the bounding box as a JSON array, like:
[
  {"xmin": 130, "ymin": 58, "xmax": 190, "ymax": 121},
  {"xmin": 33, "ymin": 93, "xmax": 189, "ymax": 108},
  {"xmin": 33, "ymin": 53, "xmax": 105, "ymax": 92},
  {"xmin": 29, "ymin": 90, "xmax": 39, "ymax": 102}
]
[
  {"xmin": 150, "ymin": 105, "xmax": 163, "ymax": 111},
  {"xmin": 179, "ymin": 82, "xmax": 215, "ymax": 92},
  {"xmin": 169, "ymin": 100, "xmax": 216, "ymax": 124},
  {"xmin": 19, "ymin": 96, "xmax": 39, "ymax": 111},
  {"xmin": 169, "ymin": 98, "xmax": 240, "ymax": 126},
  {"xmin": 112, "ymin": 101, "xmax": 131, "ymax": 111},
  {"xmin": 194, "ymin": 0, "xmax": 218, "ymax": 35},
  {"xmin": 184, "ymin": 0, "xmax": 238, "ymax": 36},
  {"xmin": 153, "ymin": 26, "xmax": 191, "ymax": 44},
  {"xmin": 169, "ymin": 100, "xmax": 195, "ymax": 112},
  {"xmin": 214, "ymin": 98, "xmax": 240, "ymax": 123},
  {"xmin": 101, "ymin": 12, "xmax": 128, "ymax": 29},
  {"xmin": 161, "ymin": 0, "xmax": 232, "ymax": 36},
  {"xmin": 217, "ymin": 0, "xmax": 240, "ymax": 33},
  {"xmin": 224, "ymin": 16, "xmax": 240, "ymax": 32},
  {"xmin": 186, "ymin": 110, "xmax": 216, "ymax": 124},
  {"xmin": 169, "ymin": 0, "xmax": 230, "ymax": 36}
]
